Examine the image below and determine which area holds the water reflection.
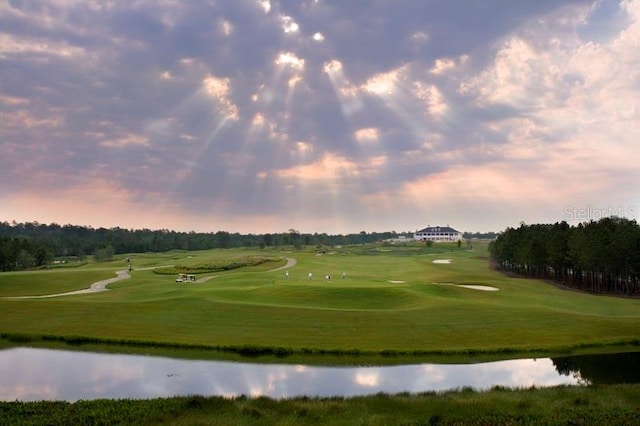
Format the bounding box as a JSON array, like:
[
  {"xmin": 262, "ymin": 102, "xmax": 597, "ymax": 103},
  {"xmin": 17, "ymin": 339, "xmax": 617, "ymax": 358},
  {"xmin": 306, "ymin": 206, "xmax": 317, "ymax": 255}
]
[
  {"xmin": 552, "ymin": 351, "xmax": 640, "ymax": 385},
  {"xmin": 0, "ymin": 347, "xmax": 596, "ymax": 402}
]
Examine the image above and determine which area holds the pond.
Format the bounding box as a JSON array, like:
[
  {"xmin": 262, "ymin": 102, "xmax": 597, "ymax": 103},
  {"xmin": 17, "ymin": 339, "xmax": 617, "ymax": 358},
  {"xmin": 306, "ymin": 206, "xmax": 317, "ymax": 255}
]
[{"xmin": 1, "ymin": 347, "xmax": 638, "ymax": 402}]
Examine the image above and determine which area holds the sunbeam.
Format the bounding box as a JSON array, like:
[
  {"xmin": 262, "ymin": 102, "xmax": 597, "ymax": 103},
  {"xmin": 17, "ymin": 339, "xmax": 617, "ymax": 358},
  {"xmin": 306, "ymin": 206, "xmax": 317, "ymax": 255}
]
[
  {"xmin": 320, "ymin": 58, "xmax": 389, "ymax": 220},
  {"xmin": 361, "ymin": 67, "xmax": 435, "ymax": 142},
  {"xmin": 323, "ymin": 59, "xmax": 363, "ymax": 119}
]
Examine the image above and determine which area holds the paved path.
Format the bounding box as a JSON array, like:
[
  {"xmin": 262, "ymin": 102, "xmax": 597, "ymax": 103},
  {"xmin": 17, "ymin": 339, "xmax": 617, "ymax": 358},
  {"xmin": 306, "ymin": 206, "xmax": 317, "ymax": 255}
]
[
  {"xmin": 5, "ymin": 265, "xmax": 171, "ymax": 299},
  {"xmin": 5, "ymin": 259, "xmax": 297, "ymax": 299},
  {"xmin": 7, "ymin": 270, "xmax": 131, "ymax": 299},
  {"xmin": 269, "ymin": 257, "xmax": 297, "ymax": 272}
]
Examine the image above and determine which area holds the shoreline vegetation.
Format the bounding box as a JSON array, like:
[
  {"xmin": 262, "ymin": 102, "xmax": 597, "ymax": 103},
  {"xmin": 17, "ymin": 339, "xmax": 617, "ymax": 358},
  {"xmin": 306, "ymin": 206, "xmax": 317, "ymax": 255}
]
[
  {"xmin": 2, "ymin": 385, "xmax": 640, "ymax": 425},
  {"xmin": 2, "ymin": 333, "xmax": 640, "ymax": 365}
]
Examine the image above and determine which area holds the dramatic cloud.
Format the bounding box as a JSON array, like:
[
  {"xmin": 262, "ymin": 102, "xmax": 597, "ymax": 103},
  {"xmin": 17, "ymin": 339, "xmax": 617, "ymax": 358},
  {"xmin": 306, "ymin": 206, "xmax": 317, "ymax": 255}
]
[{"xmin": 1, "ymin": 0, "xmax": 638, "ymax": 234}]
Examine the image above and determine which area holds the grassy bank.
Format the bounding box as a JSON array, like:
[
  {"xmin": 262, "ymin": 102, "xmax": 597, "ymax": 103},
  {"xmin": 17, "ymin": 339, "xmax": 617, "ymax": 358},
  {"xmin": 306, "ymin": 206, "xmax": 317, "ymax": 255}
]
[
  {"xmin": 2, "ymin": 385, "xmax": 639, "ymax": 425},
  {"xmin": 1, "ymin": 243, "xmax": 639, "ymax": 355},
  {"xmin": 2, "ymin": 332, "xmax": 639, "ymax": 367}
]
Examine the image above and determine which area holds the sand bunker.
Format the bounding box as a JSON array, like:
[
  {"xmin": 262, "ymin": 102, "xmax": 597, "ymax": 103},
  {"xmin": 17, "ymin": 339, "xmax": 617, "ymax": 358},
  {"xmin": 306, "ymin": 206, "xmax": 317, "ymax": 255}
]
[
  {"xmin": 433, "ymin": 282, "xmax": 499, "ymax": 292},
  {"xmin": 388, "ymin": 280, "xmax": 406, "ymax": 284},
  {"xmin": 432, "ymin": 259, "xmax": 452, "ymax": 264},
  {"xmin": 457, "ymin": 284, "xmax": 499, "ymax": 291}
]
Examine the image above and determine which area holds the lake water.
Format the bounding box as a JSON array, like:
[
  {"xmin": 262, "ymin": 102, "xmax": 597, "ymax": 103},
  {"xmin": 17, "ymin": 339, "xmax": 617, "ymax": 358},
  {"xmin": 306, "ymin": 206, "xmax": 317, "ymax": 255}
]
[{"xmin": 1, "ymin": 347, "xmax": 637, "ymax": 402}]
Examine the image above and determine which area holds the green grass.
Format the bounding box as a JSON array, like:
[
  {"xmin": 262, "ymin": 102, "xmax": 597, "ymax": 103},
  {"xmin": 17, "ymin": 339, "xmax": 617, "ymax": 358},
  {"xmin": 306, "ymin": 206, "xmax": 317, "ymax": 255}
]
[
  {"xmin": 0, "ymin": 269, "xmax": 118, "ymax": 297},
  {"xmin": 1, "ymin": 243, "xmax": 639, "ymax": 357},
  {"xmin": 2, "ymin": 384, "xmax": 639, "ymax": 425}
]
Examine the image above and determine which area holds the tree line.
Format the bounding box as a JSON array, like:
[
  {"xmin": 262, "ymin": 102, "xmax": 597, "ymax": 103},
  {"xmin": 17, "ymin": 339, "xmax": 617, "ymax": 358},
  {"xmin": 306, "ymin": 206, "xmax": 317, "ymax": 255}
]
[
  {"xmin": 489, "ymin": 217, "xmax": 640, "ymax": 296},
  {"xmin": 0, "ymin": 221, "xmax": 417, "ymax": 271},
  {"xmin": 0, "ymin": 236, "xmax": 56, "ymax": 271}
]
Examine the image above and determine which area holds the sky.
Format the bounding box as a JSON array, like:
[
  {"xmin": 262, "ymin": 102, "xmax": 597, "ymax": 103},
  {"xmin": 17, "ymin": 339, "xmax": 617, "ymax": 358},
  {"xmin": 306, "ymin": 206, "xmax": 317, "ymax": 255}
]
[{"xmin": 1, "ymin": 0, "xmax": 639, "ymax": 235}]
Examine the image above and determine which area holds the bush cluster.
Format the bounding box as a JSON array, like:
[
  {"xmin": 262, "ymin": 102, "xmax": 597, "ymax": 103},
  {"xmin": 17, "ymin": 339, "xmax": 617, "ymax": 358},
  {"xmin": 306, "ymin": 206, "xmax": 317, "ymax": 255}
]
[{"xmin": 154, "ymin": 256, "xmax": 279, "ymax": 275}]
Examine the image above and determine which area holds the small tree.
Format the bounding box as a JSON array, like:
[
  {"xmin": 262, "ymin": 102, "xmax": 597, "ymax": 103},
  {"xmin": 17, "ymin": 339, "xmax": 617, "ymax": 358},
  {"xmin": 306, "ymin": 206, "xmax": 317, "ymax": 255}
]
[
  {"xmin": 215, "ymin": 231, "xmax": 231, "ymax": 248},
  {"xmin": 288, "ymin": 229, "xmax": 302, "ymax": 249},
  {"xmin": 34, "ymin": 245, "xmax": 54, "ymax": 267},
  {"xmin": 17, "ymin": 249, "xmax": 35, "ymax": 269},
  {"xmin": 94, "ymin": 245, "xmax": 114, "ymax": 262}
]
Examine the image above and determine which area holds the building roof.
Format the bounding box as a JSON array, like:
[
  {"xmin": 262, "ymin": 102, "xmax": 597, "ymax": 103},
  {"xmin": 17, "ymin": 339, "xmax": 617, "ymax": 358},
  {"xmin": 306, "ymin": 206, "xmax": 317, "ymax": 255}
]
[{"xmin": 415, "ymin": 226, "xmax": 461, "ymax": 233}]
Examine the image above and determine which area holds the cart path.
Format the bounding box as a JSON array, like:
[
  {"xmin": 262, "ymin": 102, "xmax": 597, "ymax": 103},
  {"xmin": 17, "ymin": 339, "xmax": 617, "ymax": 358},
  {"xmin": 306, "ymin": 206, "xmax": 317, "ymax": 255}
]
[
  {"xmin": 4, "ymin": 265, "xmax": 171, "ymax": 299},
  {"xmin": 6, "ymin": 270, "xmax": 131, "ymax": 299},
  {"xmin": 269, "ymin": 257, "xmax": 297, "ymax": 272},
  {"xmin": 5, "ymin": 259, "xmax": 297, "ymax": 298}
]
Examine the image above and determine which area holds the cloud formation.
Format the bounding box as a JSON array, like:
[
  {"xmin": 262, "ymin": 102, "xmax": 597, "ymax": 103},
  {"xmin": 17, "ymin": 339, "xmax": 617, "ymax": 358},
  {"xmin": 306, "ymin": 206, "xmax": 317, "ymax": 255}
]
[{"xmin": 1, "ymin": 0, "xmax": 638, "ymax": 233}]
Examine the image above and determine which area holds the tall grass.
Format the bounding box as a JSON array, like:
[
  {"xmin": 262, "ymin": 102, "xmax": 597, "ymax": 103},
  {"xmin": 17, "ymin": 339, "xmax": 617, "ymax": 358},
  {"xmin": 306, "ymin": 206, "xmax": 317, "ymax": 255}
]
[{"xmin": 153, "ymin": 256, "xmax": 283, "ymax": 275}]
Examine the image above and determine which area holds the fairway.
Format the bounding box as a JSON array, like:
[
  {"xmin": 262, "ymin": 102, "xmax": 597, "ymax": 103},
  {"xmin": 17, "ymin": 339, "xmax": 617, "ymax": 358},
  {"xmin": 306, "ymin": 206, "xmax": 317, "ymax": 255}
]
[{"xmin": 1, "ymin": 243, "xmax": 639, "ymax": 355}]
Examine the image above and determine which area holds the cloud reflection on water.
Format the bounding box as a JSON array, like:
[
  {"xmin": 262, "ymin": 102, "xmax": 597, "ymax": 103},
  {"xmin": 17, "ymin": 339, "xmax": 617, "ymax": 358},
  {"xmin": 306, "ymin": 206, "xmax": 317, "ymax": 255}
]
[{"xmin": 0, "ymin": 348, "xmax": 579, "ymax": 402}]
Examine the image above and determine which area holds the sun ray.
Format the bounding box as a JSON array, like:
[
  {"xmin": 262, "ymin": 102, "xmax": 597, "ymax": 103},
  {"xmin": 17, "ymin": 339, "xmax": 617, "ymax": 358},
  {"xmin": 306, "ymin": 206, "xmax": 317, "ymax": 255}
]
[
  {"xmin": 212, "ymin": 50, "xmax": 309, "ymax": 219},
  {"xmin": 361, "ymin": 69, "xmax": 434, "ymax": 142},
  {"xmin": 320, "ymin": 58, "xmax": 387, "ymax": 219}
]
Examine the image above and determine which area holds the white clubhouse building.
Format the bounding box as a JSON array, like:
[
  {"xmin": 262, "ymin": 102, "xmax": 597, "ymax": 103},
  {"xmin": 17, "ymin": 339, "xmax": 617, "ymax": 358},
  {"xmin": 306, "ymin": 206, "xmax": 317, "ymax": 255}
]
[{"xmin": 414, "ymin": 225, "xmax": 463, "ymax": 242}]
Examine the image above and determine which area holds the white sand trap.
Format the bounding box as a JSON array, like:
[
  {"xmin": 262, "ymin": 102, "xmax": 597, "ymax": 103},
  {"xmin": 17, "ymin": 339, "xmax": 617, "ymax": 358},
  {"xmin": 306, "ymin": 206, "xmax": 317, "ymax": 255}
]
[
  {"xmin": 432, "ymin": 259, "xmax": 452, "ymax": 264},
  {"xmin": 388, "ymin": 280, "xmax": 406, "ymax": 284},
  {"xmin": 432, "ymin": 282, "xmax": 499, "ymax": 292},
  {"xmin": 457, "ymin": 284, "xmax": 498, "ymax": 291}
]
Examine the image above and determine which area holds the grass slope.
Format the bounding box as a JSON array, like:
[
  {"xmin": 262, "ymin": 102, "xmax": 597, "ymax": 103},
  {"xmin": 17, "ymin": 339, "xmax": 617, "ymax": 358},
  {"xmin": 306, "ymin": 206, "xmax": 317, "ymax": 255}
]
[{"xmin": 1, "ymin": 243, "xmax": 639, "ymax": 355}]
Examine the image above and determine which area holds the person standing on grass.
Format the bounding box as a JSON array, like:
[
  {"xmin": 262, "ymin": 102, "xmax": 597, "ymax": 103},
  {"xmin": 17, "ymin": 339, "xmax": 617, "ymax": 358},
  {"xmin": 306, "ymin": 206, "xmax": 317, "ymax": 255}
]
[
  {"xmin": 308, "ymin": 272, "xmax": 313, "ymax": 280},
  {"xmin": 342, "ymin": 271, "xmax": 346, "ymax": 280},
  {"xmin": 285, "ymin": 270, "xmax": 289, "ymax": 280}
]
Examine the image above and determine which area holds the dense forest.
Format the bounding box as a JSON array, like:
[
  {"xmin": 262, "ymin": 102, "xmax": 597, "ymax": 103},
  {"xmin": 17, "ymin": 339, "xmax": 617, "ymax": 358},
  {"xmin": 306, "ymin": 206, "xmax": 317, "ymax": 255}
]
[
  {"xmin": 0, "ymin": 221, "xmax": 419, "ymax": 271},
  {"xmin": 490, "ymin": 217, "xmax": 640, "ymax": 296}
]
